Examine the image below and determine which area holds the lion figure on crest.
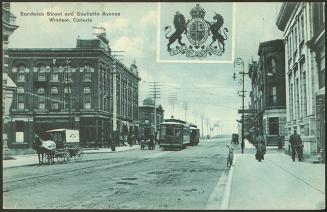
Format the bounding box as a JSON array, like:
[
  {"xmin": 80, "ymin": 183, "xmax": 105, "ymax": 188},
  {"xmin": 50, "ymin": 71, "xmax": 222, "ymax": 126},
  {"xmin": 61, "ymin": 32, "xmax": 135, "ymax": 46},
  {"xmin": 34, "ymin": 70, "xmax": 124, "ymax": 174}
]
[
  {"xmin": 208, "ymin": 13, "xmax": 229, "ymax": 52},
  {"xmin": 165, "ymin": 11, "xmax": 187, "ymax": 51}
]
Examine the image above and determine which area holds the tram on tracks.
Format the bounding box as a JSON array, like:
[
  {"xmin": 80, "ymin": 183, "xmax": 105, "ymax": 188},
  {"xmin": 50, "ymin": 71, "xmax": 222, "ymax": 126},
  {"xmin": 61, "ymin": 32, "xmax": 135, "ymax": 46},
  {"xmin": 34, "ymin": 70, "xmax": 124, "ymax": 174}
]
[
  {"xmin": 159, "ymin": 118, "xmax": 201, "ymax": 150},
  {"xmin": 190, "ymin": 124, "xmax": 200, "ymax": 146}
]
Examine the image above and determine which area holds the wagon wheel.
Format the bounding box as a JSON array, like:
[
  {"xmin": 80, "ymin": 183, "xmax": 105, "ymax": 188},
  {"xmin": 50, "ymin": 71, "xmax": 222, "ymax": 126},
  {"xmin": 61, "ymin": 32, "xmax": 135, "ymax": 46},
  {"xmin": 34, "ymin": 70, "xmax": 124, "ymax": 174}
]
[
  {"xmin": 56, "ymin": 151, "xmax": 65, "ymax": 164},
  {"xmin": 64, "ymin": 151, "xmax": 71, "ymax": 163},
  {"xmin": 75, "ymin": 149, "xmax": 84, "ymax": 162}
]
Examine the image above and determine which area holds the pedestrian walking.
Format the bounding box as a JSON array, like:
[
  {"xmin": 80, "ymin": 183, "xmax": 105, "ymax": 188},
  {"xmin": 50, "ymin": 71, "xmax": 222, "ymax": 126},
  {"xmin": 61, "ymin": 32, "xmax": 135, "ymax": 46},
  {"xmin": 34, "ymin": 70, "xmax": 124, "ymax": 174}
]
[
  {"xmin": 277, "ymin": 134, "xmax": 283, "ymax": 149},
  {"xmin": 289, "ymin": 130, "xmax": 303, "ymax": 162},
  {"xmin": 128, "ymin": 134, "xmax": 133, "ymax": 147},
  {"xmin": 255, "ymin": 132, "xmax": 266, "ymax": 161}
]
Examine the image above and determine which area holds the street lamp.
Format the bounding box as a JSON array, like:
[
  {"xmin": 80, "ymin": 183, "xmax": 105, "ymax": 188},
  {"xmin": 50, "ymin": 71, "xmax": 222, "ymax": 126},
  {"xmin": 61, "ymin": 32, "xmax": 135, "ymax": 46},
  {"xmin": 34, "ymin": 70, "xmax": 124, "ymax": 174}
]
[{"xmin": 233, "ymin": 57, "xmax": 248, "ymax": 154}]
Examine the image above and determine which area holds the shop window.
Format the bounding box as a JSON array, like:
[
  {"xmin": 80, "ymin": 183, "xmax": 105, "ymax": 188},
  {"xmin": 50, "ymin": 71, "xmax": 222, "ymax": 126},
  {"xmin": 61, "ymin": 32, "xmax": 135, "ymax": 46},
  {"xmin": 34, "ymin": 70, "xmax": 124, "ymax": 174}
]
[{"xmin": 16, "ymin": 121, "xmax": 24, "ymax": 143}]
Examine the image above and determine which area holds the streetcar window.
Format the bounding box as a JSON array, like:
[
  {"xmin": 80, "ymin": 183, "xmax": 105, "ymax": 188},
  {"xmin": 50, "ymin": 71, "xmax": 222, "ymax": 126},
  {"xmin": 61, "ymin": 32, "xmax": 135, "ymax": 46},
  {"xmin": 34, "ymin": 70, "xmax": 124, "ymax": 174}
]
[
  {"xmin": 160, "ymin": 126, "xmax": 166, "ymax": 137},
  {"xmin": 175, "ymin": 129, "xmax": 181, "ymax": 136},
  {"xmin": 166, "ymin": 128, "xmax": 174, "ymax": 136}
]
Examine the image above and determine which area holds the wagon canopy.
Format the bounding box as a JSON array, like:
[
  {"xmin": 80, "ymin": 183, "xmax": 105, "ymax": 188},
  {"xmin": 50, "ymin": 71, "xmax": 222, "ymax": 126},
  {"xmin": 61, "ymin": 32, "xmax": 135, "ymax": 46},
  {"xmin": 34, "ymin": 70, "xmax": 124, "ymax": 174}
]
[{"xmin": 46, "ymin": 129, "xmax": 80, "ymax": 143}]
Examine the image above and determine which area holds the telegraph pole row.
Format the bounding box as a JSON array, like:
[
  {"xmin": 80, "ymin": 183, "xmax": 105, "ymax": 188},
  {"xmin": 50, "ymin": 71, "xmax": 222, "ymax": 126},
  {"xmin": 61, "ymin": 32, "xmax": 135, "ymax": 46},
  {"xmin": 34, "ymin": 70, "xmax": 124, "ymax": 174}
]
[{"xmin": 168, "ymin": 93, "xmax": 177, "ymax": 117}]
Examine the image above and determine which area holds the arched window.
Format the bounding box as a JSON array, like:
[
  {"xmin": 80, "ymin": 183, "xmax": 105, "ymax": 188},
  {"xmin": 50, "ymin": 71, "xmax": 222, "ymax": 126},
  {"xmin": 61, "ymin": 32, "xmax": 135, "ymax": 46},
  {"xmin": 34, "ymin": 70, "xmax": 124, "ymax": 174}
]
[
  {"xmin": 51, "ymin": 67, "xmax": 59, "ymax": 81},
  {"xmin": 51, "ymin": 87, "xmax": 59, "ymax": 110},
  {"xmin": 38, "ymin": 65, "xmax": 46, "ymax": 81},
  {"xmin": 271, "ymin": 58, "xmax": 277, "ymax": 74},
  {"xmin": 267, "ymin": 57, "xmax": 277, "ymax": 74},
  {"xmin": 17, "ymin": 65, "xmax": 26, "ymax": 82},
  {"xmin": 37, "ymin": 87, "xmax": 46, "ymax": 109},
  {"xmin": 83, "ymin": 65, "xmax": 92, "ymax": 81},
  {"xmin": 17, "ymin": 86, "xmax": 25, "ymax": 109},
  {"xmin": 83, "ymin": 87, "xmax": 91, "ymax": 109}
]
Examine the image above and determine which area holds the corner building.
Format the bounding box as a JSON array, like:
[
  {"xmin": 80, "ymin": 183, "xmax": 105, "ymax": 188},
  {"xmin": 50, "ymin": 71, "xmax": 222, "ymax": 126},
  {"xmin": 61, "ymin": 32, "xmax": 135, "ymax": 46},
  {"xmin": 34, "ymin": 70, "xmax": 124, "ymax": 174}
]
[
  {"xmin": 7, "ymin": 35, "xmax": 140, "ymax": 154},
  {"xmin": 248, "ymin": 40, "xmax": 287, "ymax": 146}
]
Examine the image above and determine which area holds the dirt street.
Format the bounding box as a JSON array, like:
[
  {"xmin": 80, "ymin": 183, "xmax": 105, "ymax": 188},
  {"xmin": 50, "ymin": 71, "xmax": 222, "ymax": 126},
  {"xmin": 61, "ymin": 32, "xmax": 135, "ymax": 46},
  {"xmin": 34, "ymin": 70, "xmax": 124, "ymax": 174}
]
[{"xmin": 3, "ymin": 138, "xmax": 230, "ymax": 209}]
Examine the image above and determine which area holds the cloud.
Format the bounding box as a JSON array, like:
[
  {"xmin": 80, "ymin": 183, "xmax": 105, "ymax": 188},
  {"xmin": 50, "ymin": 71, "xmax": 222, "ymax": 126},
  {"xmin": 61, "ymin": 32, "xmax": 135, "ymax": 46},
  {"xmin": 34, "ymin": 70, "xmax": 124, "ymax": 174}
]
[
  {"xmin": 111, "ymin": 36, "xmax": 145, "ymax": 58},
  {"xmin": 139, "ymin": 10, "xmax": 157, "ymax": 27},
  {"xmin": 100, "ymin": 17, "xmax": 129, "ymax": 32}
]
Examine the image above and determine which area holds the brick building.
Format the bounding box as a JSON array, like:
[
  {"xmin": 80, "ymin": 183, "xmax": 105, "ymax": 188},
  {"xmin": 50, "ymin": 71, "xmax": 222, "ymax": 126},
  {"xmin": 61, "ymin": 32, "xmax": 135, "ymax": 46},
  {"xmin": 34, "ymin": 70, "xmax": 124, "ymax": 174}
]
[
  {"xmin": 248, "ymin": 39, "xmax": 286, "ymax": 146},
  {"xmin": 7, "ymin": 34, "xmax": 140, "ymax": 154},
  {"xmin": 138, "ymin": 98, "xmax": 164, "ymax": 139},
  {"xmin": 3, "ymin": 2, "xmax": 18, "ymax": 158}
]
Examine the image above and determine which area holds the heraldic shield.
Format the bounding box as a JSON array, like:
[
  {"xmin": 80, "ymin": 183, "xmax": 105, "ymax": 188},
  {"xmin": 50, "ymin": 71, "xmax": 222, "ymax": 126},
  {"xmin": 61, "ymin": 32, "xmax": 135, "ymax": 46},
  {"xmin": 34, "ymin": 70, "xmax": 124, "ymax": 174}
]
[{"xmin": 164, "ymin": 4, "xmax": 229, "ymax": 59}]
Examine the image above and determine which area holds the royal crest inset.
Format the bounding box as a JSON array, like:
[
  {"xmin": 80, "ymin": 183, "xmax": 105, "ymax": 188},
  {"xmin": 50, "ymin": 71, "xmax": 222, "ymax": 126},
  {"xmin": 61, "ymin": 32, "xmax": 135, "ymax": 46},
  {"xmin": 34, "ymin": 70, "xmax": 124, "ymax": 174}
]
[{"xmin": 164, "ymin": 4, "xmax": 229, "ymax": 59}]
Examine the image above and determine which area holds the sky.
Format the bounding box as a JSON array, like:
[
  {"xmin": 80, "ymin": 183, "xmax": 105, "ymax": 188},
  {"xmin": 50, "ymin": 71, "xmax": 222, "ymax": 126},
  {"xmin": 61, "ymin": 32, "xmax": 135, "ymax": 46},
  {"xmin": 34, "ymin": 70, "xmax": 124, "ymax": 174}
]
[{"xmin": 9, "ymin": 2, "xmax": 283, "ymax": 135}]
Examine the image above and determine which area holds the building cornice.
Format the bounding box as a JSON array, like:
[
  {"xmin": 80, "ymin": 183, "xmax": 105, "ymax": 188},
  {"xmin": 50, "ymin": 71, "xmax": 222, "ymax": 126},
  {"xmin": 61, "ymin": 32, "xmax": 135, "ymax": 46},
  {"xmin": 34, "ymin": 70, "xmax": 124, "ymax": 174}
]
[{"xmin": 276, "ymin": 2, "xmax": 298, "ymax": 31}]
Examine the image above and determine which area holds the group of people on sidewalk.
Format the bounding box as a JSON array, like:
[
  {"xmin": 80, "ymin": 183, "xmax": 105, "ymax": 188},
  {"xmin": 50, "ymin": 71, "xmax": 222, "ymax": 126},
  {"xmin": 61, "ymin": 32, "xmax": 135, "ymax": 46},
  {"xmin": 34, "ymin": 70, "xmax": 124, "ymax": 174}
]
[{"xmin": 248, "ymin": 129, "xmax": 303, "ymax": 162}]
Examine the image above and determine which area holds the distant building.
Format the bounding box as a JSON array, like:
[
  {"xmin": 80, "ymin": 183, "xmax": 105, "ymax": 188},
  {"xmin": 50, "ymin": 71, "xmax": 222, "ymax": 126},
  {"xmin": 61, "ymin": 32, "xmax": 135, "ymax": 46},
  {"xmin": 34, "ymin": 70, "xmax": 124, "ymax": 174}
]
[
  {"xmin": 138, "ymin": 98, "xmax": 164, "ymax": 139},
  {"xmin": 7, "ymin": 33, "xmax": 140, "ymax": 154},
  {"xmin": 3, "ymin": 2, "xmax": 18, "ymax": 158},
  {"xmin": 248, "ymin": 39, "xmax": 286, "ymax": 146},
  {"xmin": 276, "ymin": 2, "xmax": 325, "ymax": 158}
]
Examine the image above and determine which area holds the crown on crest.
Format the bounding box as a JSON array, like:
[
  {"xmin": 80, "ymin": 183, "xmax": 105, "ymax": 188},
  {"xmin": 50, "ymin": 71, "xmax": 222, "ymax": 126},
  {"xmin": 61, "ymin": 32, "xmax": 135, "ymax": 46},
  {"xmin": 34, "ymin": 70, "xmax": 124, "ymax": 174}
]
[{"xmin": 190, "ymin": 4, "xmax": 206, "ymax": 19}]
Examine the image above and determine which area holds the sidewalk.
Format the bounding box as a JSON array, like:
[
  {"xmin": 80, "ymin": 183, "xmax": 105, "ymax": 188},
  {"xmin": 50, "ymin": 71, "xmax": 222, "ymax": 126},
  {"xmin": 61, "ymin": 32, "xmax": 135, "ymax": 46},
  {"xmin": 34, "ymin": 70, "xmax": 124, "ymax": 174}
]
[
  {"xmin": 3, "ymin": 145, "xmax": 140, "ymax": 168},
  {"xmin": 224, "ymin": 150, "xmax": 325, "ymax": 209}
]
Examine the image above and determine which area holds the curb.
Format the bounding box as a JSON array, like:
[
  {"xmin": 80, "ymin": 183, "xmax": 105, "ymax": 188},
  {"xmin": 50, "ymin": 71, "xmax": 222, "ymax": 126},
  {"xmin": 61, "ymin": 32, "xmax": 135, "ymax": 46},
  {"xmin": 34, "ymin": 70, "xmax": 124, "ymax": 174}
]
[
  {"xmin": 221, "ymin": 153, "xmax": 237, "ymax": 209},
  {"xmin": 3, "ymin": 146, "xmax": 140, "ymax": 169},
  {"xmin": 83, "ymin": 147, "xmax": 140, "ymax": 154}
]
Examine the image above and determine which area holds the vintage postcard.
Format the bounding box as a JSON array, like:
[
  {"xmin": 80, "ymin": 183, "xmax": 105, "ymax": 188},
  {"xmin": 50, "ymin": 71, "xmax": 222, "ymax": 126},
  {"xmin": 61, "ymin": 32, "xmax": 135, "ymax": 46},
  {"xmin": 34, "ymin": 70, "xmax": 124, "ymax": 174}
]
[{"xmin": 2, "ymin": 1, "xmax": 325, "ymax": 210}]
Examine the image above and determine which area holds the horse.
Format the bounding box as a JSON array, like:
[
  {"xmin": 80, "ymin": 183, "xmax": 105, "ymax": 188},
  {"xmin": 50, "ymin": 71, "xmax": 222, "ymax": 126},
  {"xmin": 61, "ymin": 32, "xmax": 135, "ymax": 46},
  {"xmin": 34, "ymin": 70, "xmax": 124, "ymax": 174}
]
[{"xmin": 32, "ymin": 135, "xmax": 55, "ymax": 165}]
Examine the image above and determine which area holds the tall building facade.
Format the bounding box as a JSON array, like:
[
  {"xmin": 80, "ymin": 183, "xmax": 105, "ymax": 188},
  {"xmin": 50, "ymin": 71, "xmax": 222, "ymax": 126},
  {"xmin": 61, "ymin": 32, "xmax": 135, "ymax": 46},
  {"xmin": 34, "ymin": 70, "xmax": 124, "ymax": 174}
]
[
  {"xmin": 7, "ymin": 34, "xmax": 140, "ymax": 154},
  {"xmin": 276, "ymin": 2, "xmax": 325, "ymax": 157},
  {"xmin": 138, "ymin": 98, "xmax": 164, "ymax": 139},
  {"xmin": 248, "ymin": 39, "xmax": 286, "ymax": 146},
  {"xmin": 3, "ymin": 2, "xmax": 18, "ymax": 158}
]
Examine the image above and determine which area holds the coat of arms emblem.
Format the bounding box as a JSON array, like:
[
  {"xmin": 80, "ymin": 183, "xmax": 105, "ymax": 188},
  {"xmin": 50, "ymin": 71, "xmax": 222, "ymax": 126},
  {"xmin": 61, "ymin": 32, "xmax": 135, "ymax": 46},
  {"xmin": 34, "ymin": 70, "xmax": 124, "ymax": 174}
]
[{"xmin": 164, "ymin": 4, "xmax": 229, "ymax": 59}]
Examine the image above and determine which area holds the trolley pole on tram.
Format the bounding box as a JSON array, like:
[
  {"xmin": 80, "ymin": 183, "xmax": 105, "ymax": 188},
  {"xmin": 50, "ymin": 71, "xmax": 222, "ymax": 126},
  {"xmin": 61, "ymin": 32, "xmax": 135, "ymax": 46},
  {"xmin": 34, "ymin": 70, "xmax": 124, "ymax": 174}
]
[{"xmin": 234, "ymin": 58, "xmax": 248, "ymax": 154}]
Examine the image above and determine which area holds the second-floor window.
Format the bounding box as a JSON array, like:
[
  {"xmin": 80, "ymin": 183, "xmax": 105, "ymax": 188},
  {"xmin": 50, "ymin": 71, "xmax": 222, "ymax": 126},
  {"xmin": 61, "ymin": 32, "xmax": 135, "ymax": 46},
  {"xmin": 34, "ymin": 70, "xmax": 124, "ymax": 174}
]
[
  {"xmin": 83, "ymin": 66, "xmax": 92, "ymax": 81},
  {"xmin": 38, "ymin": 66, "xmax": 46, "ymax": 81},
  {"xmin": 37, "ymin": 87, "xmax": 46, "ymax": 109},
  {"xmin": 83, "ymin": 87, "xmax": 91, "ymax": 109},
  {"xmin": 17, "ymin": 86, "xmax": 25, "ymax": 110},
  {"xmin": 17, "ymin": 68, "xmax": 25, "ymax": 82},
  {"xmin": 51, "ymin": 87, "xmax": 59, "ymax": 110},
  {"xmin": 51, "ymin": 67, "xmax": 59, "ymax": 81},
  {"xmin": 268, "ymin": 57, "xmax": 277, "ymax": 74}
]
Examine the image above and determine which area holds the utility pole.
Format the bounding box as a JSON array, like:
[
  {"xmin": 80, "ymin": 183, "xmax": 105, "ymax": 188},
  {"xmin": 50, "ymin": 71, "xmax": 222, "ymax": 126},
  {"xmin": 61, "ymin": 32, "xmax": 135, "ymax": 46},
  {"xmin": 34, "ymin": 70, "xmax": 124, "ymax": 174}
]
[
  {"xmin": 149, "ymin": 82, "xmax": 160, "ymax": 139},
  {"xmin": 234, "ymin": 58, "xmax": 248, "ymax": 154},
  {"xmin": 168, "ymin": 93, "xmax": 177, "ymax": 117},
  {"xmin": 64, "ymin": 58, "xmax": 73, "ymax": 128},
  {"xmin": 201, "ymin": 113, "xmax": 204, "ymax": 139},
  {"xmin": 112, "ymin": 61, "xmax": 117, "ymax": 136},
  {"xmin": 183, "ymin": 101, "xmax": 188, "ymax": 121},
  {"xmin": 206, "ymin": 118, "xmax": 209, "ymax": 139}
]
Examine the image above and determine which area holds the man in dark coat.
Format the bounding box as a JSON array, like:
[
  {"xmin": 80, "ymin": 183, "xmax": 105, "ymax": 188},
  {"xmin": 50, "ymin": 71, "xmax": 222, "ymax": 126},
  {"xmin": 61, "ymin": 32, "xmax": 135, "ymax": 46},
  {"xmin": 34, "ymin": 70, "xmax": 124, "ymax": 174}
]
[
  {"xmin": 255, "ymin": 132, "xmax": 266, "ymax": 161},
  {"xmin": 289, "ymin": 130, "xmax": 303, "ymax": 162}
]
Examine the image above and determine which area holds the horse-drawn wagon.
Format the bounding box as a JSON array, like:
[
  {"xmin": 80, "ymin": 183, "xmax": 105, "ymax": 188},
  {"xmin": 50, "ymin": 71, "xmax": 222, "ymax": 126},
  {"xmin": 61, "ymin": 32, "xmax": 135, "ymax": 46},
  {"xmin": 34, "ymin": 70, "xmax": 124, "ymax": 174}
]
[
  {"xmin": 46, "ymin": 129, "xmax": 84, "ymax": 163},
  {"xmin": 33, "ymin": 129, "xmax": 83, "ymax": 165}
]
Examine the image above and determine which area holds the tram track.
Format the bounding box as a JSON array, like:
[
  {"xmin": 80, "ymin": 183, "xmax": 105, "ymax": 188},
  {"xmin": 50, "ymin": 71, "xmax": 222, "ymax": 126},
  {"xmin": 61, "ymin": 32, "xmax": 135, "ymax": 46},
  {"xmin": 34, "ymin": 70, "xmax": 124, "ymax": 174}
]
[
  {"xmin": 4, "ymin": 146, "xmax": 224, "ymax": 191},
  {"xmin": 3, "ymin": 157, "xmax": 150, "ymax": 191}
]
